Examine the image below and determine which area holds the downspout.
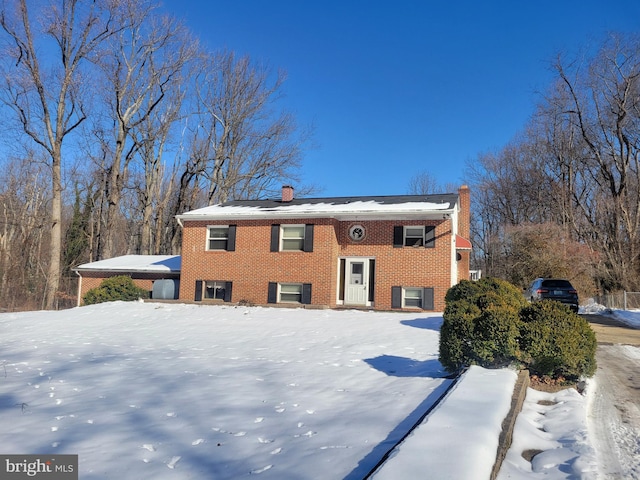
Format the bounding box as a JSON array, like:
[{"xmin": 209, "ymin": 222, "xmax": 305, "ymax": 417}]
[
  {"xmin": 449, "ymin": 207, "xmax": 459, "ymax": 286},
  {"xmin": 74, "ymin": 270, "xmax": 82, "ymax": 307}
]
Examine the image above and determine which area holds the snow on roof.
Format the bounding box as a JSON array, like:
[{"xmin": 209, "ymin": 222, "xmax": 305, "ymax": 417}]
[
  {"xmin": 74, "ymin": 255, "xmax": 181, "ymax": 273},
  {"xmin": 177, "ymin": 194, "xmax": 458, "ymax": 221}
]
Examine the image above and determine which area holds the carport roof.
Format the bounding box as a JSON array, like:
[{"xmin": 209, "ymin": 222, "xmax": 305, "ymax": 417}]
[{"xmin": 74, "ymin": 255, "xmax": 181, "ymax": 273}]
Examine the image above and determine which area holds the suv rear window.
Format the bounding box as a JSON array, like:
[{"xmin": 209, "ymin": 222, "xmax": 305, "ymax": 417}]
[{"xmin": 541, "ymin": 280, "xmax": 572, "ymax": 288}]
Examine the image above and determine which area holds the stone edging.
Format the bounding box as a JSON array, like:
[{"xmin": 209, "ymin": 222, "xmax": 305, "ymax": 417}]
[{"xmin": 490, "ymin": 369, "xmax": 530, "ymax": 480}]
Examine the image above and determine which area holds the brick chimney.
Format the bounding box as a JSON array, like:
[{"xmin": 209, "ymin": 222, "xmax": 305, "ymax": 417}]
[
  {"xmin": 458, "ymin": 185, "xmax": 470, "ymax": 238},
  {"xmin": 281, "ymin": 185, "xmax": 294, "ymax": 202}
]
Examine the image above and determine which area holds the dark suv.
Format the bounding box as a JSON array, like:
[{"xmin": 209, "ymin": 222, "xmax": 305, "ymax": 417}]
[{"xmin": 525, "ymin": 278, "xmax": 579, "ymax": 313}]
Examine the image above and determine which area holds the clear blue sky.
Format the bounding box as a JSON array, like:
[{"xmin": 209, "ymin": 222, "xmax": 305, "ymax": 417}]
[{"xmin": 162, "ymin": 0, "xmax": 639, "ymax": 197}]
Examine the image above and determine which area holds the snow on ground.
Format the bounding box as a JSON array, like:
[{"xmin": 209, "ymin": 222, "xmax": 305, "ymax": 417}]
[
  {"xmin": 0, "ymin": 302, "xmax": 452, "ymax": 479},
  {"xmin": 581, "ymin": 299, "xmax": 640, "ymax": 328},
  {"xmin": 498, "ymin": 388, "xmax": 597, "ymax": 479},
  {"xmin": 610, "ymin": 309, "xmax": 640, "ymax": 329},
  {"xmin": 499, "ymin": 306, "xmax": 640, "ymax": 480},
  {"xmin": 373, "ymin": 366, "xmax": 518, "ymax": 480},
  {"xmin": 0, "ymin": 302, "xmax": 638, "ymax": 479}
]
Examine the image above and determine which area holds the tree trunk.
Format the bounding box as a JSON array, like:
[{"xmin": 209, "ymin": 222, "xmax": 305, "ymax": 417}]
[{"xmin": 45, "ymin": 153, "xmax": 63, "ymax": 309}]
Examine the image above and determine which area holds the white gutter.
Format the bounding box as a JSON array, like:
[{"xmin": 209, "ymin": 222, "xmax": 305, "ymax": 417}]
[{"xmin": 175, "ymin": 208, "xmax": 456, "ymax": 222}]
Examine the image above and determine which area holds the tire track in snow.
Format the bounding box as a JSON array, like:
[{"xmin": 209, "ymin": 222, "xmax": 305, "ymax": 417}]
[{"xmin": 588, "ymin": 344, "xmax": 640, "ymax": 478}]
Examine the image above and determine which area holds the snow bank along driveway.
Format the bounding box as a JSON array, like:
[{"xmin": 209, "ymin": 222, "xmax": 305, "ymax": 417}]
[{"xmin": 0, "ymin": 302, "xmax": 456, "ymax": 479}]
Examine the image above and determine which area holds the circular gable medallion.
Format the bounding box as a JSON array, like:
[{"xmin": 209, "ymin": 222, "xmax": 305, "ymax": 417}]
[{"xmin": 349, "ymin": 224, "xmax": 366, "ymax": 241}]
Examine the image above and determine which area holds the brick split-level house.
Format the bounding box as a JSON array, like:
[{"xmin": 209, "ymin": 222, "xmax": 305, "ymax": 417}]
[
  {"xmin": 75, "ymin": 186, "xmax": 471, "ymax": 311},
  {"xmin": 175, "ymin": 185, "xmax": 471, "ymax": 312}
]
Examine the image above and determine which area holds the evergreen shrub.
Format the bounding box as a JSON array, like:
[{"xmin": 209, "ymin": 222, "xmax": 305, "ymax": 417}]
[
  {"xmin": 439, "ymin": 277, "xmax": 597, "ymax": 381},
  {"xmin": 519, "ymin": 301, "xmax": 597, "ymax": 379},
  {"xmin": 83, "ymin": 275, "xmax": 149, "ymax": 305},
  {"xmin": 439, "ymin": 278, "xmax": 526, "ymax": 372}
]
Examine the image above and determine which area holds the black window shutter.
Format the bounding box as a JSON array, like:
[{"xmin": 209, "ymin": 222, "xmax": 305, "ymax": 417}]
[
  {"xmin": 303, "ymin": 224, "xmax": 314, "ymax": 252},
  {"xmin": 368, "ymin": 259, "xmax": 376, "ymax": 302},
  {"xmin": 224, "ymin": 282, "xmax": 233, "ymax": 302},
  {"xmin": 301, "ymin": 283, "xmax": 312, "ymax": 304},
  {"xmin": 391, "ymin": 286, "xmax": 402, "ymax": 308},
  {"xmin": 393, "ymin": 226, "xmax": 403, "ymax": 248},
  {"xmin": 425, "ymin": 226, "xmax": 435, "ymax": 248},
  {"xmin": 227, "ymin": 225, "xmax": 237, "ymax": 251},
  {"xmin": 194, "ymin": 280, "xmax": 203, "ymax": 301},
  {"xmin": 267, "ymin": 282, "xmax": 278, "ymax": 303},
  {"xmin": 423, "ymin": 287, "xmax": 434, "ymax": 310},
  {"xmin": 270, "ymin": 225, "xmax": 280, "ymax": 252}
]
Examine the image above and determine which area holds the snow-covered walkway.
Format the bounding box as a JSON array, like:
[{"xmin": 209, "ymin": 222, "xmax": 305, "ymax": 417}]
[{"xmin": 372, "ymin": 366, "xmax": 517, "ymax": 479}]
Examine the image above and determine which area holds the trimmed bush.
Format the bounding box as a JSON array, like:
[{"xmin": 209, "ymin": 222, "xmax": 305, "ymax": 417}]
[
  {"xmin": 470, "ymin": 300, "xmax": 521, "ymax": 366},
  {"xmin": 439, "ymin": 300, "xmax": 480, "ymax": 372},
  {"xmin": 439, "ymin": 278, "xmax": 526, "ymax": 372},
  {"xmin": 83, "ymin": 275, "xmax": 149, "ymax": 305},
  {"xmin": 519, "ymin": 301, "xmax": 597, "ymax": 380},
  {"xmin": 440, "ymin": 277, "xmax": 597, "ymax": 380}
]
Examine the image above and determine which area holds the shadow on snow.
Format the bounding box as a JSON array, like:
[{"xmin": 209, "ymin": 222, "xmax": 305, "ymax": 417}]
[
  {"xmin": 400, "ymin": 316, "xmax": 443, "ymax": 332},
  {"xmin": 363, "ymin": 355, "xmax": 445, "ymax": 378},
  {"xmin": 342, "ymin": 379, "xmax": 454, "ymax": 480}
]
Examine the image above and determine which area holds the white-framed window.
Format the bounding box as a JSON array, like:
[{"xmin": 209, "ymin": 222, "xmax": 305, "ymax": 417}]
[
  {"xmin": 207, "ymin": 226, "xmax": 229, "ymax": 250},
  {"xmin": 403, "ymin": 287, "xmax": 424, "ymax": 308},
  {"xmin": 204, "ymin": 281, "xmax": 228, "ymax": 300},
  {"xmin": 268, "ymin": 282, "xmax": 312, "ymax": 304},
  {"xmin": 404, "ymin": 226, "xmax": 425, "ymax": 247},
  {"xmin": 394, "ymin": 225, "xmax": 435, "ymax": 248},
  {"xmin": 271, "ymin": 224, "xmax": 313, "ymax": 252},
  {"xmin": 392, "ymin": 286, "xmax": 434, "ymax": 310},
  {"xmin": 195, "ymin": 280, "xmax": 232, "ymax": 302},
  {"xmin": 281, "ymin": 225, "xmax": 305, "ymax": 251},
  {"xmin": 279, "ymin": 283, "xmax": 303, "ymax": 303}
]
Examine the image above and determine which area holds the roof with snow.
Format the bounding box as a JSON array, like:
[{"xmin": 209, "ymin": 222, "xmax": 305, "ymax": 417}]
[
  {"xmin": 177, "ymin": 193, "xmax": 459, "ymax": 221},
  {"xmin": 74, "ymin": 255, "xmax": 181, "ymax": 273}
]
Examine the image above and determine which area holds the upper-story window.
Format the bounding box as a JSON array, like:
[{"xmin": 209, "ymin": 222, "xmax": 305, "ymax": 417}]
[
  {"xmin": 271, "ymin": 224, "xmax": 314, "ymax": 252},
  {"xmin": 393, "ymin": 225, "xmax": 435, "ymax": 248},
  {"xmin": 207, "ymin": 225, "xmax": 236, "ymax": 251},
  {"xmin": 281, "ymin": 225, "xmax": 305, "ymax": 251},
  {"xmin": 404, "ymin": 227, "xmax": 425, "ymax": 246}
]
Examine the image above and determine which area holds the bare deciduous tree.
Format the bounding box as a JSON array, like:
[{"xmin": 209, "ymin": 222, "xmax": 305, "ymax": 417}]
[
  {"xmin": 94, "ymin": 5, "xmax": 195, "ymax": 258},
  {"xmin": 188, "ymin": 51, "xmax": 307, "ymax": 204},
  {"xmin": 0, "ymin": 1, "xmax": 314, "ymax": 310},
  {"xmin": 0, "ymin": 0, "xmax": 123, "ymax": 308},
  {"xmin": 469, "ymin": 33, "xmax": 640, "ymax": 293},
  {"xmin": 0, "ymin": 157, "xmax": 49, "ymax": 310},
  {"xmin": 551, "ymin": 34, "xmax": 640, "ymax": 290}
]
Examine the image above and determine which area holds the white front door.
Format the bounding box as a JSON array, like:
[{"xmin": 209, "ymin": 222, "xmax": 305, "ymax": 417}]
[{"xmin": 345, "ymin": 259, "xmax": 368, "ymax": 305}]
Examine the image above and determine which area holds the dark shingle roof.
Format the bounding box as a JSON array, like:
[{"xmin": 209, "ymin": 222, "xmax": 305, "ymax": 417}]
[
  {"xmin": 176, "ymin": 192, "xmax": 459, "ymax": 221},
  {"xmin": 221, "ymin": 192, "xmax": 457, "ymax": 208}
]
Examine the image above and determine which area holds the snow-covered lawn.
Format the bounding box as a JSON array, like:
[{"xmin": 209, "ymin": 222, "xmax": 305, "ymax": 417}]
[
  {"xmin": 0, "ymin": 302, "xmax": 637, "ymax": 479},
  {"xmin": 0, "ymin": 302, "xmax": 452, "ymax": 479}
]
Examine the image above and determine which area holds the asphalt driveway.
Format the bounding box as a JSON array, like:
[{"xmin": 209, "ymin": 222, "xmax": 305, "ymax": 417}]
[{"xmin": 582, "ymin": 314, "xmax": 640, "ymax": 478}]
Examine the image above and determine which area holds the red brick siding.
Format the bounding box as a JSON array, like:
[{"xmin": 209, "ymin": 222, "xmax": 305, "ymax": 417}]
[
  {"xmin": 180, "ymin": 218, "xmax": 456, "ymax": 311},
  {"xmin": 180, "ymin": 219, "xmax": 337, "ymax": 305},
  {"xmin": 457, "ymin": 185, "xmax": 471, "ymax": 282}
]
